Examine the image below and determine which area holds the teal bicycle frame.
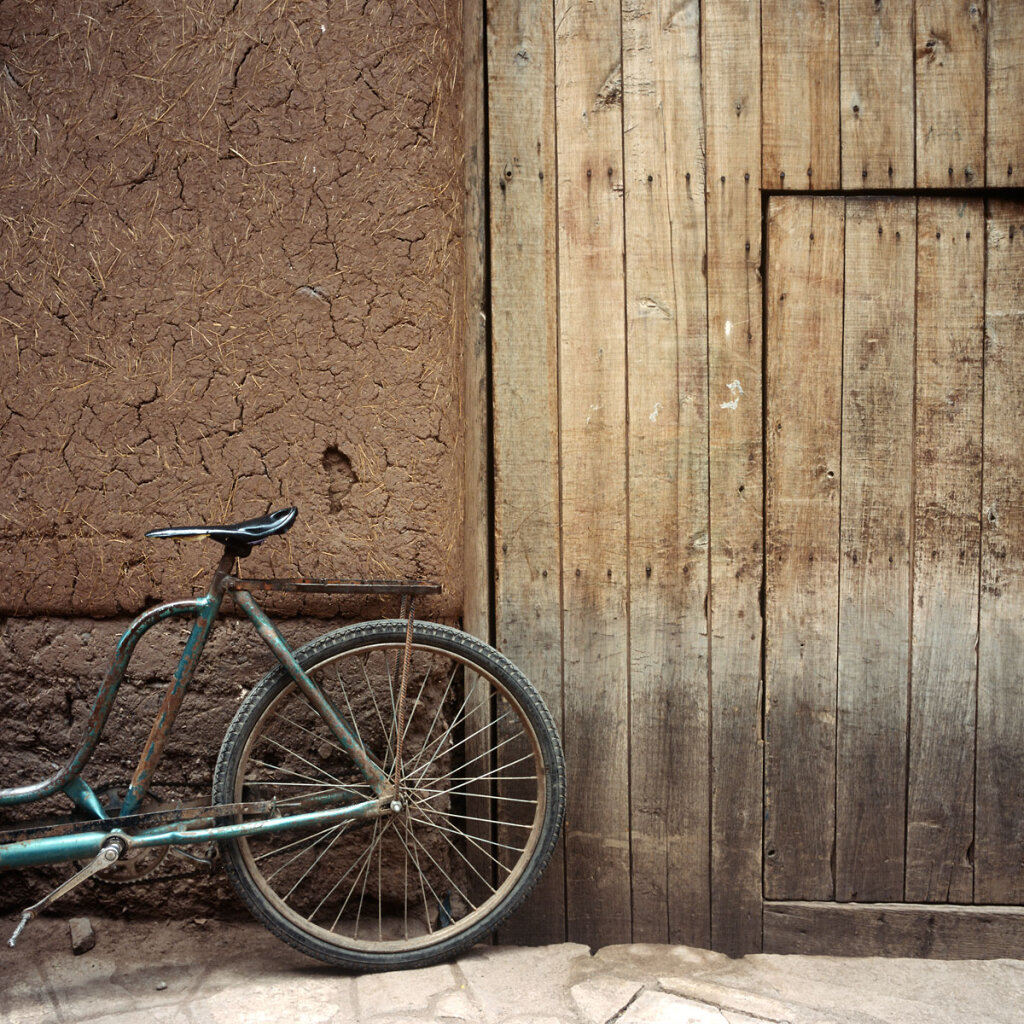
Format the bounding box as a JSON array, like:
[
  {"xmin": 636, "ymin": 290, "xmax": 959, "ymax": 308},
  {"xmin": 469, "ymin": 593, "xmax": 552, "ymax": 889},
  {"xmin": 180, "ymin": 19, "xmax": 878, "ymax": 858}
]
[{"xmin": 0, "ymin": 547, "xmax": 438, "ymax": 874}]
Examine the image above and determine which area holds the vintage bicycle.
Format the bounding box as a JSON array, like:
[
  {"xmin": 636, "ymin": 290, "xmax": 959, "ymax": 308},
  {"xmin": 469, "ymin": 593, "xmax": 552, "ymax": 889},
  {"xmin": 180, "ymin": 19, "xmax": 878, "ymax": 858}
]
[{"xmin": 0, "ymin": 507, "xmax": 565, "ymax": 971}]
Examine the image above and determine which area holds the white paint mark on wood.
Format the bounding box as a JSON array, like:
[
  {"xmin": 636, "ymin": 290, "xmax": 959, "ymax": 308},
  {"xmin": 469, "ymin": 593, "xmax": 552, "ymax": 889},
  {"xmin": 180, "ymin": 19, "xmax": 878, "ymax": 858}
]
[
  {"xmin": 650, "ymin": 402, "xmax": 663, "ymax": 422},
  {"xmin": 720, "ymin": 380, "xmax": 744, "ymax": 410}
]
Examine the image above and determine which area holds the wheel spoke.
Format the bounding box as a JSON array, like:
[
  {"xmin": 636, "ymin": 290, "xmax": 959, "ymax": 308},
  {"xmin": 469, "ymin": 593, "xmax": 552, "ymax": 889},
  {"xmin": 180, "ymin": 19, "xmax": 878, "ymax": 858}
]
[
  {"xmin": 404, "ymin": 810, "xmax": 501, "ymax": 892},
  {"xmin": 316, "ymin": 817, "xmax": 386, "ymax": 926},
  {"xmin": 400, "ymin": 813, "xmax": 478, "ymax": 912},
  {"xmin": 401, "ymin": 683, "xmax": 482, "ymax": 780},
  {"xmin": 405, "ymin": 710, "xmax": 520, "ymax": 786},
  {"xmin": 406, "ymin": 811, "xmax": 526, "ymax": 863},
  {"xmin": 409, "ymin": 732, "xmax": 530, "ymax": 794},
  {"xmin": 257, "ymin": 734, "xmax": 349, "ymax": 789},
  {"xmin": 362, "ymin": 656, "xmax": 397, "ymax": 769},
  {"xmin": 215, "ymin": 627, "xmax": 562, "ymax": 966},
  {"xmin": 252, "ymin": 822, "xmax": 351, "ymax": 866},
  {"xmin": 280, "ymin": 825, "xmax": 349, "ymax": 900},
  {"xmin": 400, "ymin": 663, "xmax": 463, "ymax": 775}
]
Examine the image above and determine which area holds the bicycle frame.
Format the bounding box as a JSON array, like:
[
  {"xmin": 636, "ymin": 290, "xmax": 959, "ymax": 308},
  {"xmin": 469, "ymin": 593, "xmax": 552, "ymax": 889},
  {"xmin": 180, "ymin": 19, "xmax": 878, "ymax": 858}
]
[{"xmin": 0, "ymin": 548, "xmax": 440, "ymax": 873}]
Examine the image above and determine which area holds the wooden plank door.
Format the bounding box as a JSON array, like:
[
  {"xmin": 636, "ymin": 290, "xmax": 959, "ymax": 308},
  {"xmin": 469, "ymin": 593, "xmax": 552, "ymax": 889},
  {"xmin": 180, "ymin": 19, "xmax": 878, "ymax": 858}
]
[{"xmin": 764, "ymin": 196, "xmax": 1022, "ymax": 928}]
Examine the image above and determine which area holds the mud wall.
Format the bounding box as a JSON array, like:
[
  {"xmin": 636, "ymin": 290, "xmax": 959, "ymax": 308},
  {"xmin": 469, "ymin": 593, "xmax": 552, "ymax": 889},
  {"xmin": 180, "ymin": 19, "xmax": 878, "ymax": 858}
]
[
  {"xmin": 0, "ymin": 0, "xmax": 463, "ymax": 913},
  {"xmin": 0, "ymin": 0, "xmax": 463, "ymax": 612}
]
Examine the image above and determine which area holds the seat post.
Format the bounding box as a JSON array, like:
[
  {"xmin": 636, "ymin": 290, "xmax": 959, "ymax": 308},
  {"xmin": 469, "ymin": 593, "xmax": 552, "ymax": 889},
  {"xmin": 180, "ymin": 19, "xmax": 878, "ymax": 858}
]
[{"xmin": 212, "ymin": 545, "xmax": 248, "ymax": 593}]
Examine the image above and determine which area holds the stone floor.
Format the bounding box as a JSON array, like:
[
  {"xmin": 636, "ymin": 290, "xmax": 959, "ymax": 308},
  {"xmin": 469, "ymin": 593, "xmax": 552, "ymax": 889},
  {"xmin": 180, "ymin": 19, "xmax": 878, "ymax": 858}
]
[{"xmin": 2, "ymin": 915, "xmax": 1022, "ymax": 1023}]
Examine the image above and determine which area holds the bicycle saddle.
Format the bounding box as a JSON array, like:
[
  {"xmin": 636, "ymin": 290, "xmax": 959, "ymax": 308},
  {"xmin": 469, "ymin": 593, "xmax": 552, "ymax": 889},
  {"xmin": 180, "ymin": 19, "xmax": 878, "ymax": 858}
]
[{"xmin": 146, "ymin": 507, "xmax": 298, "ymax": 548}]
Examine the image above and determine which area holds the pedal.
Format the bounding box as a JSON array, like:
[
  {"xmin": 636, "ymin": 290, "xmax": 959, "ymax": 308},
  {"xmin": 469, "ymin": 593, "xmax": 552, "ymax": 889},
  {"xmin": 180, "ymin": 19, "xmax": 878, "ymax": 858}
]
[{"xmin": 7, "ymin": 835, "xmax": 126, "ymax": 948}]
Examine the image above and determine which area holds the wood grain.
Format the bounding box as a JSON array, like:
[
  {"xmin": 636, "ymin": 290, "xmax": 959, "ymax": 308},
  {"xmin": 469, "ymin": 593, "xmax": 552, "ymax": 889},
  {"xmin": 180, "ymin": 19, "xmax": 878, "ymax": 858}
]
[
  {"xmin": 977, "ymin": 200, "xmax": 1024, "ymax": 904},
  {"xmin": 703, "ymin": 0, "xmax": 764, "ymax": 955},
  {"xmin": 463, "ymin": 0, "xmax": 490, "ymax": 648},
  {"xmin": 554, "ymin": 0, "xmax": 631, "ymax": 948},
  {"xmin": 987, "ymin": 0, "xmax": 1024, "ymax": 186},
  {"xmin": 836, "ymin": 197, "xmax": 916, "ymax": 903},
  {"xmin": 905, "ymin": 198, "xmax": 984, "ymax": 904},
  {"xmin": 764, "ymin": 196, "xmax": 844, "ymax": 900},
  {"xmin": 840, "ymin": 0, "xmax": 915, "ymax": 188},
  {"xmin": 621, "ymin": 0, "xmax": 710, "ymax": 946},
  {"xmin": 487, "ymin": 0, "xmax": 565, "ymax": 942},
  {"xmin": 765, "ymin": 900, "xmax": 1024, "ymax": 958},
  {"xmin": 915, "ymin": 0, "xmax": 986, "ymax": 187},
  {"xmin": 763, "ymin": 0, "xmax": 840, "ymax": 189}
]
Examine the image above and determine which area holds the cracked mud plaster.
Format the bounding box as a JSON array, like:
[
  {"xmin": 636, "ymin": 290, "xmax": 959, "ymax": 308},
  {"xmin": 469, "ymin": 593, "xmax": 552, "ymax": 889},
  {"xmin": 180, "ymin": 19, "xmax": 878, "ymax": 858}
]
[{"xmin": 0, "ymin": 0, "xmax": 464, "ymax": 617}]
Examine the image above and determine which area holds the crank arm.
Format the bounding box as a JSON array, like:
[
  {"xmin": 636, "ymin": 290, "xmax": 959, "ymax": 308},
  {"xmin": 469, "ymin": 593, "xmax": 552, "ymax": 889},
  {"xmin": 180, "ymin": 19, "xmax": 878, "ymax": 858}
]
[{"xmin": 8, "ymin": 835, "xmax": 126, "ymax": 948}]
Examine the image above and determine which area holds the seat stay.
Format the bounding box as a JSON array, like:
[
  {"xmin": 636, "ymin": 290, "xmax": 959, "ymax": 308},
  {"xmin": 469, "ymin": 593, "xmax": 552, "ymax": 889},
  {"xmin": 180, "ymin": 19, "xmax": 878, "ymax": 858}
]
[{"xmin": 231, "ymin": 589, "xmax": 391, "ymax": 794}]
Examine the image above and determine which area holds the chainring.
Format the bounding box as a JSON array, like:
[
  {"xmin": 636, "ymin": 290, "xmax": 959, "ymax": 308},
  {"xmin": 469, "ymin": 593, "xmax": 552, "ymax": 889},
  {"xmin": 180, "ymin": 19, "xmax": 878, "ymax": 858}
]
[{"xmin": 79, "ymin": 787, "xmax": 208, "ymax": 885}]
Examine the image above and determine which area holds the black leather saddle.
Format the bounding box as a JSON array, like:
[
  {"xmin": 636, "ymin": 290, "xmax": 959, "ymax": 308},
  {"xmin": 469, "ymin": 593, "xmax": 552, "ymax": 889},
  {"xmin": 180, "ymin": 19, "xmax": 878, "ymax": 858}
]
[{"xmin": 146, "ymin": 507, "xmax": 298, "ymax": 553}]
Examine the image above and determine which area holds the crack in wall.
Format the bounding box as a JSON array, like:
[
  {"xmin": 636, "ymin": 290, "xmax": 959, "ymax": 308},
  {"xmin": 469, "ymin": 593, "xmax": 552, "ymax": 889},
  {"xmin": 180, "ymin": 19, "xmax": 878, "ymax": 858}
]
[{"xmin": 0, "ymin": 0, "xmax": 465, "ymax": 616}]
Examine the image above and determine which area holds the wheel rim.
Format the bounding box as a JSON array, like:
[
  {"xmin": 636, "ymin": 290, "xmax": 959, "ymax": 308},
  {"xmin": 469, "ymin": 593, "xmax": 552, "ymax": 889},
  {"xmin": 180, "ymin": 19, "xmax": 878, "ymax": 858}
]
[{"xmin": 227, "ymin": 638, "xmax": 549, "ymax": 953}]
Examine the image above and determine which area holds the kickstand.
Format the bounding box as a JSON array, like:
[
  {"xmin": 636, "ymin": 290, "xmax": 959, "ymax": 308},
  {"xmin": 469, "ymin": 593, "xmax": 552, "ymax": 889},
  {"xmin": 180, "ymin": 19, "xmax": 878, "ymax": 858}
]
[{"xmin": 8, "ymin": 836, "xmax": 125, "ymax": 948}]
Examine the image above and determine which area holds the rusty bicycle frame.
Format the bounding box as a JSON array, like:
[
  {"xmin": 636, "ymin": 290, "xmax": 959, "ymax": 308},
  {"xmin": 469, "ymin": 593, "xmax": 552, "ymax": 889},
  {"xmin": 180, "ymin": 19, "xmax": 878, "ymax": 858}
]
[{"xmin": 0, "ymin": 544, "xmax": 440, "ymax": 944}]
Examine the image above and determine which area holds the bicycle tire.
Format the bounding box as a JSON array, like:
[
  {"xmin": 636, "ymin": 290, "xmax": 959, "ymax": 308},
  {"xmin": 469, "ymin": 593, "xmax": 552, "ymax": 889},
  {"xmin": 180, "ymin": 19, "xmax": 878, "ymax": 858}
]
[{"xmin": 212, "ymin": 620, "xmax": 565, "ymax": 971}]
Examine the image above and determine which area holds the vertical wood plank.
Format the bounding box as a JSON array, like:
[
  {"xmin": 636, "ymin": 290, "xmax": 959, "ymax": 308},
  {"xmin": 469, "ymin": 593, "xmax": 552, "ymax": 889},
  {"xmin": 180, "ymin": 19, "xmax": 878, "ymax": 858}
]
[
  {"xmin": 554, "ymin": 0, "xmax": 631, "ymax": 947},
  {"xmin": 622, "ymin": 0, "xmax": 710, "ymax": 946},
  {"xmin": 915, "ymin": 0, "xmax": 986, "ymax": 187},
  {"xmin": 977, "ymin": 200, "xmax": 1024, "ymax": 904},
  {"xmin": 463, "ymin": 0, "xmax": 500, "ymax": 942},
  {"xmin": 987, "ymin": 0, "xmax": 1024, "ymax": 186},
  {"xmin": 464, "ymin": 0, "xmax": 490, "ymax": 648},
  {"xmin": 762, "ymin": 0, "xmax": 840, "ymax": 190},
  {"xmin": 905, "ymin": 198, "xmax": 984, "ymax": 904},
  {"xmin": 487, "ymin": 0, "xmax": 566, "ymax": 941},
  {"xmin": 839, "ymin": 0, "xmax": 915, "ymax": 189},
  {"xmin": 764, "ymin": 196, "xmax": 845, "ymax": 901},
  {"xmin": 703, "ymin": 0, "xmax": 764, "ymax": 955},
  {"xmin": 836, "ymin": 197, "xmax": 916, "ymax": 903}
]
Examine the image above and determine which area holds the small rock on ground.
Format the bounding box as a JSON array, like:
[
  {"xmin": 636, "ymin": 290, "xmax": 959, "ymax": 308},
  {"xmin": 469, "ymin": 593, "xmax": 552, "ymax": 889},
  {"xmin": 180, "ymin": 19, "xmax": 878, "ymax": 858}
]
[{"xmin": 68, "ymin": 916, "xmax": 95, "ymax": 955}]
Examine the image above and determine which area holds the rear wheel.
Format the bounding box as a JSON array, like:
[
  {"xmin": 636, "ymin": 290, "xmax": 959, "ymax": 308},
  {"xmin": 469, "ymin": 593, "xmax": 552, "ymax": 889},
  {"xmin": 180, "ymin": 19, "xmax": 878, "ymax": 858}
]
[{"xmin": 213, "ymin": 620, "xmax": 565, "ymax": 971}]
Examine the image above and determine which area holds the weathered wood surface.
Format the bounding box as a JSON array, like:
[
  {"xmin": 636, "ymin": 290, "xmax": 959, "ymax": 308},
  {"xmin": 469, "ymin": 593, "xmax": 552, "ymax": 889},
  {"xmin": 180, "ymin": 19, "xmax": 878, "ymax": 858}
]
[
  {"xmin": 622, "ymin": 0, "xmax": 710, "ymax": 946},
  {"xmin": 987, "ymin": 0, "xmax": 1024, "ymax": 186},
  {"xmin": 839, "ymin": 0, "xmax": 915, "ymax": 188},
  {"xmin": 764, "ymin": 901, "xmax": 1024, "ymax": 958},
  {"xmin": 762, "ymin": 0, "xmax": 839, "ymax": 189},
  {"xmin": 703, "ymin": 0, "xmax": 763, "ymax": 956},
  {"xmin": 481, "ymin": 0, "xmax": 1024, "ymax": 952},
  {"xmin": 905, "ymin": 199, "xmax": 984, "ymax": 904},
  {"xmin": 764, "ymin": 196, "xmax": 844, "ymax": 900},
  {"xmin": 915, "ymin": 0, "xmax": 986, "ymax": 187},
  {"xmin": 977, "ymin": 201, "xmax": 1024, "ymax": 905},
  {"xmin": 554, "ymin": 0, "xmax": 631, "ymax": 948},
  {"xmin": 836, "ymin": 198, "xmax": 916, "ymax": 903},
  {"xmin": 487, "ymin": 0, "xmax": 565, "ymax": 942},
  {"xmin": 463, "ymin": 0, "xmax": 489, "ymax": 649}
]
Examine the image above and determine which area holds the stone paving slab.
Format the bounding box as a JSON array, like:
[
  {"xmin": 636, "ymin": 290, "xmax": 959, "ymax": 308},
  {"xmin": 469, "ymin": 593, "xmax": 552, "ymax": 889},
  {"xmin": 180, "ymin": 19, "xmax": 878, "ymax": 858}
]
[{"xmin": 2, "ymin": 915, "xmax": 1022, "ymax": 1024}]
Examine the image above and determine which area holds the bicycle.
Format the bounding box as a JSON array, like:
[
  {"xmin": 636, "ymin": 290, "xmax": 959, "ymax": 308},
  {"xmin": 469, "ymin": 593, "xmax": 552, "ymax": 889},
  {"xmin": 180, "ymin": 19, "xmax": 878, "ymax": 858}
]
[{"xmin": 0, "ymin": 507, "xmax": 565, "ymax": 971}]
